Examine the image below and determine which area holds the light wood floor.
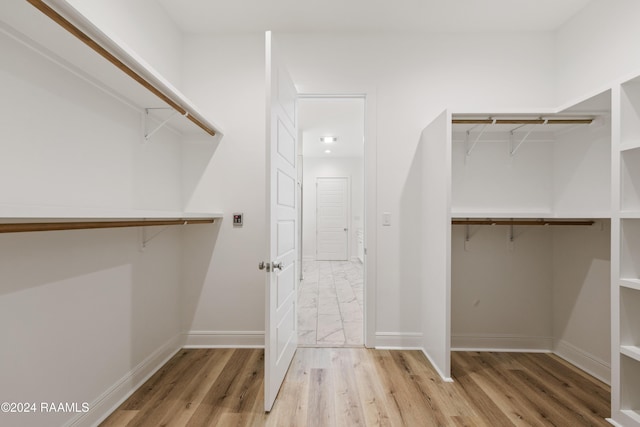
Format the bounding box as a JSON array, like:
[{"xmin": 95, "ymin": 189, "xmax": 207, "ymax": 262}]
[{"xmin": 100, "ymin": 348, "xmax": 610, "ymax": 426}]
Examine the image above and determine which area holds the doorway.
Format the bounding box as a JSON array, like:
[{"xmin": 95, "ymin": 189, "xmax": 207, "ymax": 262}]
[{"xmin": 296, "ymin": 96, "xmax": 365, "ymax": 347}]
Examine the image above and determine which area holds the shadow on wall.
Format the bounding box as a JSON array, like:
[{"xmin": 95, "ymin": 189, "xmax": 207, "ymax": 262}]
[
  {"xmin": 398, "ymin": 141, "xmax": 424, "ymax": 335},
  {"xmin": 181, "ymin": 220, "xmax": 222, "ymax": 332},
  {"xmin": 0, "ymin": 228, "xmax": 136, "ymax": 297},
  {"xmin": 0, "ymin": 226, "xmax": 191, "ymax": 421},
  {"xmin": 552, "ymin": 221, "xmax": 611, "ymax": 356},
  {"xmin": 181, "ymin": 134, "xmax": 224, "ymax": 209}
]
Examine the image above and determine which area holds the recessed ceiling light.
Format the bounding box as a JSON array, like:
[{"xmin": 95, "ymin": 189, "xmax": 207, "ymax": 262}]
[
  {"xmin": 320, "ymin": 136, "xmax": 337, "ymax": 143},
  {"xmin": 325, "ymin": 149, "xmax": 331, "ymax": 154}
]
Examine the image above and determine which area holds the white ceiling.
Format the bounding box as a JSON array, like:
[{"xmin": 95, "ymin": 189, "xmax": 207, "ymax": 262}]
[
  {"xmin": 157, "ymin": 0, "xmax": 591, "ymax": 34},
  {"xmin": 299, "ymin": 98, "xmax": 365, "ymax": 158}
]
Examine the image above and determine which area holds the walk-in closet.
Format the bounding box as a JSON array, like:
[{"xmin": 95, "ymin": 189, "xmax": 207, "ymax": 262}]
[{"xmin": 449, "ymin": 91, "xmax": 612, "ymax": 383}]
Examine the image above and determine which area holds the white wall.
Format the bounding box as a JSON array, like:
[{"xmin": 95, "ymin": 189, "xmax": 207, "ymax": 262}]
[
  {"xmin": 285, "ymin": 33, "xmax": 556, "ymax": 337},
  {"xmin": 452, "ymin": 136, "xmax": 554, "ymax": 215},
  {"xmin": 552, "ymin": 222, "xmax": 611, "ymax": 383},
  {"xmin": 451, "ymin": 226, "xmax": 555, "ymax": 350},
  {"xmin": 65, "ymin": 0, "xmax": 184, "ymax": 87},
  {"xmin": 556, "ymin": 0, "xmax": 640, "ymax": 105},
  {"xmin": 0, "ymin": 3, "xmax": 215, "ymax": 425},
  {"xmin": 451, "ymin": 222, "xmax": 611, "ymax": 384},
  {"xmin": 0, "ymin": 228, "xmax": 185, "ymax": 427},
  {"xmin": 302, "ymin": 157, "xmax": 364, "ymax": 261},
  {"xmin": 180, "ymin": 34, "xmax": 267, "ymax": 340},
  {"xmin": 179, "ymin": 31, "xmax": 557, "ymax": 342},
  {"xmin": 552, "ymin": 117, "xmax": 611, "ymax": 216}
]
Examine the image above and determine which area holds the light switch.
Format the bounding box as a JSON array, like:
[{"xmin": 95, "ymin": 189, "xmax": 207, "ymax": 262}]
[
  {"xmin": 233, "ymin": 213, "xmax": 243, "ymax": 227},
  {"xmin": 382, "ymin": 212, "xmax": 391, "ymax": 226}
]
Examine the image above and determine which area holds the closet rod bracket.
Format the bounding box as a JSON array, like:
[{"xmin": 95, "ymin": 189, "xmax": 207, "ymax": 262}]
[
  {"xmin": 466, "ymin": 118, "xmax": 495, "ymax": 156},
  {"xmin": 140, "ymin": 224, "xmax": 169, "ymax": 250},
  {"xmin": 510, "ymin": 119, "xmax": 547, "ymax": 156},
  {"xmin": 144, "ymin": 108, "xmax": 179, "ymax": 141},
  {"xmin": 507, "ymin": 224, "xmax": 515, "ymax": 251},
  {"xmin": 139, "ymin": 220, "xmax": 189, "ymax": 250}
]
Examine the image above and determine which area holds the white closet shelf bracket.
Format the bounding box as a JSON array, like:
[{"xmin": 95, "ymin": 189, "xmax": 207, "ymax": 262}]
[
  {"xmin": 510, "ymin": 119, "xmax": 547, "ymax": 156},
  {"xmin": 139, "ymin": 220, "xmax": 188, "ymax": 249},
  {"xmin": 463, "ymin": 223, "xmax": 472, "ymax": 251},
  {"xmin": 466, "ymin": 118, "xmax": 495, "ymax": 156},
  {"xmin": 144, "ymin": 108, "xmax": 179, "ymax": 141}
]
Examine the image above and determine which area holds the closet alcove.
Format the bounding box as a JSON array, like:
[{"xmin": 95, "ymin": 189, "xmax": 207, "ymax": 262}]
[{"xmin": 450, "ymin": 90, "xmax": 612, "ymax": 384}]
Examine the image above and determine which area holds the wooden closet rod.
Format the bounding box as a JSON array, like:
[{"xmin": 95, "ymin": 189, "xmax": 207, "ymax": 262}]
[
  {"xmin": 26, "ymin": 0, "xmax": 216, "ymax": 136},
  {"xmin": 452, "ymin": 119, "xmax": 593, "ymax": 125},
  {"xmin": 0, "ymin": 219, "xmax": 214, "ymax": 234},
  {"xmin": 452, "ymin": 219, "xmax": 595, "ymax": 226}
]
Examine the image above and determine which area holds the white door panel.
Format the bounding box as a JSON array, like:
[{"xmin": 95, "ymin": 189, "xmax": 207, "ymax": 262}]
[
  {"xmin": 316, "ymin": 177, "xmax": 349, "ymax": 261},
  {"xmin": 264, "ymin": 31, "xmax": 298, "ymax": 412}
]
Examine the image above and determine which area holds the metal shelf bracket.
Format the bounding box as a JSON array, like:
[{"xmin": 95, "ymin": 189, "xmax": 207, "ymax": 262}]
[
  {"xmin": 465, "ymin": 118, "xmax": 495, "ymax": 157},
  {"xmin": 144, "ymin": 108, "xmax": 179, "ymax": 141},
  {"xmin": 510, "ymin": 119, "xmax": 547, "ymax": 156}
]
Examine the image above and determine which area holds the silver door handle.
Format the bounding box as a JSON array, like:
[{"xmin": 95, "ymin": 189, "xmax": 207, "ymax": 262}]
[
  {"xmin": 258, "ymin": 261, "xmax": 272, "ymax": 272},
  {"xmin": 272, "ymin": 262, "xmax": 283, "ymax": 270}
]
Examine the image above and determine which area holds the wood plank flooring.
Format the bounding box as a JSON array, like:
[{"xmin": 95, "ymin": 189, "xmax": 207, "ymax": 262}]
[{"xmin": 100, "ymin": 348, "xmax": 610, "ymax": 426}]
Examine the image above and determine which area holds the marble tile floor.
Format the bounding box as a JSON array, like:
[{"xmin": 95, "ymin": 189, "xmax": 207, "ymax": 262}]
[{"xmin": 298, "ymin": 260, "xmax": 364, "ymax": 347}]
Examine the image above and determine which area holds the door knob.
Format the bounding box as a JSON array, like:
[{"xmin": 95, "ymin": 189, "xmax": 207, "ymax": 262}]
[
  {"xmin": 272, "ymin": 262, "xmax": 283, "ymax": 270},
  {"xmin": 258, "ymin": 261, "xmax": 271, "ymax": 272}
]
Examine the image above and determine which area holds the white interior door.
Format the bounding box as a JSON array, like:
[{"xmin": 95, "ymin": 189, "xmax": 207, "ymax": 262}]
[
  {"xmin": 316, "ymin": 177, "xmax": 349, "ymax": 261},
  {"xmin": 264, "ymin": 31, "xmax": 298, "ymax": 412}
]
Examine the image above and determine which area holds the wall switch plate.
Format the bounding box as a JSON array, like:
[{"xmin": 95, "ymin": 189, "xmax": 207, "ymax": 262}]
[
  {"xmin": 382, "ymin": 212, "xmax": 391, "ymax": 226},
  {"xmin": 233, "ymin": 213, "xmax": 243, "ymax": 227}
]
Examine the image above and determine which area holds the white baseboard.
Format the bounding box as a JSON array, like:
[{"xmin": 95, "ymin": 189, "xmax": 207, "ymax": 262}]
[
  {"xmin": 183, "ymin": 331, "xmax": 264, "ymax": 348},
  {"xmin": 67, "ymin": 334, "xmax": 183, "ymax": 427},
  {"xmin": 451, "ymin": 333, "xmax": 553, "ymax": 352},
  {"xmin": 553, "ymin": 340, "xmax": 611, "ymax": 385},
  {"xmin": 374, "ymin": 332, "xmax": 423, "ymax": 349},
  {"xmin": 606, "ymin": 417, "xmax": 624, "ymax": 427}
]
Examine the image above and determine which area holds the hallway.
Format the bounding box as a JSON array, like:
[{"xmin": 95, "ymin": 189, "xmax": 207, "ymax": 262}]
[{"xmin": 298, "ymin": 260, "xmax": 364, "ymax": 347}]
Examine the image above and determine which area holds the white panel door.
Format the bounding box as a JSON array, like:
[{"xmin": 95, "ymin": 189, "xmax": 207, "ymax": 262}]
[
  {"xmin": 316, "ymin": 177, "xmax": 349, "ymax": 261},
  {"xmin": 264, "ymin": 31, "xmax": 298, "ymax": 412}
]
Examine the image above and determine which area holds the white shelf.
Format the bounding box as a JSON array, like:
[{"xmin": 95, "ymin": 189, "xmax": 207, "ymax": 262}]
[
  {"xmin": 0, "ymin": 205, "xmax": 222, "ymax": 221},
  {"xmin": 0, "ymin": 1, "xmax": 222, "ymax": 139},
  {"xmin": 451, "ymin": 210, "xmax": 553, "ymax": 218},
  {"xmin": 451, "ymin": 210, "xmax": 608, "ymax": 219},
  {"xmin": 620, "ymin": 212, "xmax": 640, "ymax": 219},
  {"xmin": 622, "ymin": 346, "xmax": 640, "ymax": 363},
  {"xmin": 621, "ymin": 142, "xmax": 640, "ymax": 152},
  {"xmin": 621, "ymin": 279, "xmax": 640, "ymax": 291}
]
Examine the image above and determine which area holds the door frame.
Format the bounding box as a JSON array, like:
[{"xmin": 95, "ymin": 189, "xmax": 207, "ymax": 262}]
[
  {"xmin": 297, "ymin": 93, "xmax": 376, "ymax": 348},
  {"xmin": 315, "ymin": 176, "xmax": 351, "ymax": 261}
]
